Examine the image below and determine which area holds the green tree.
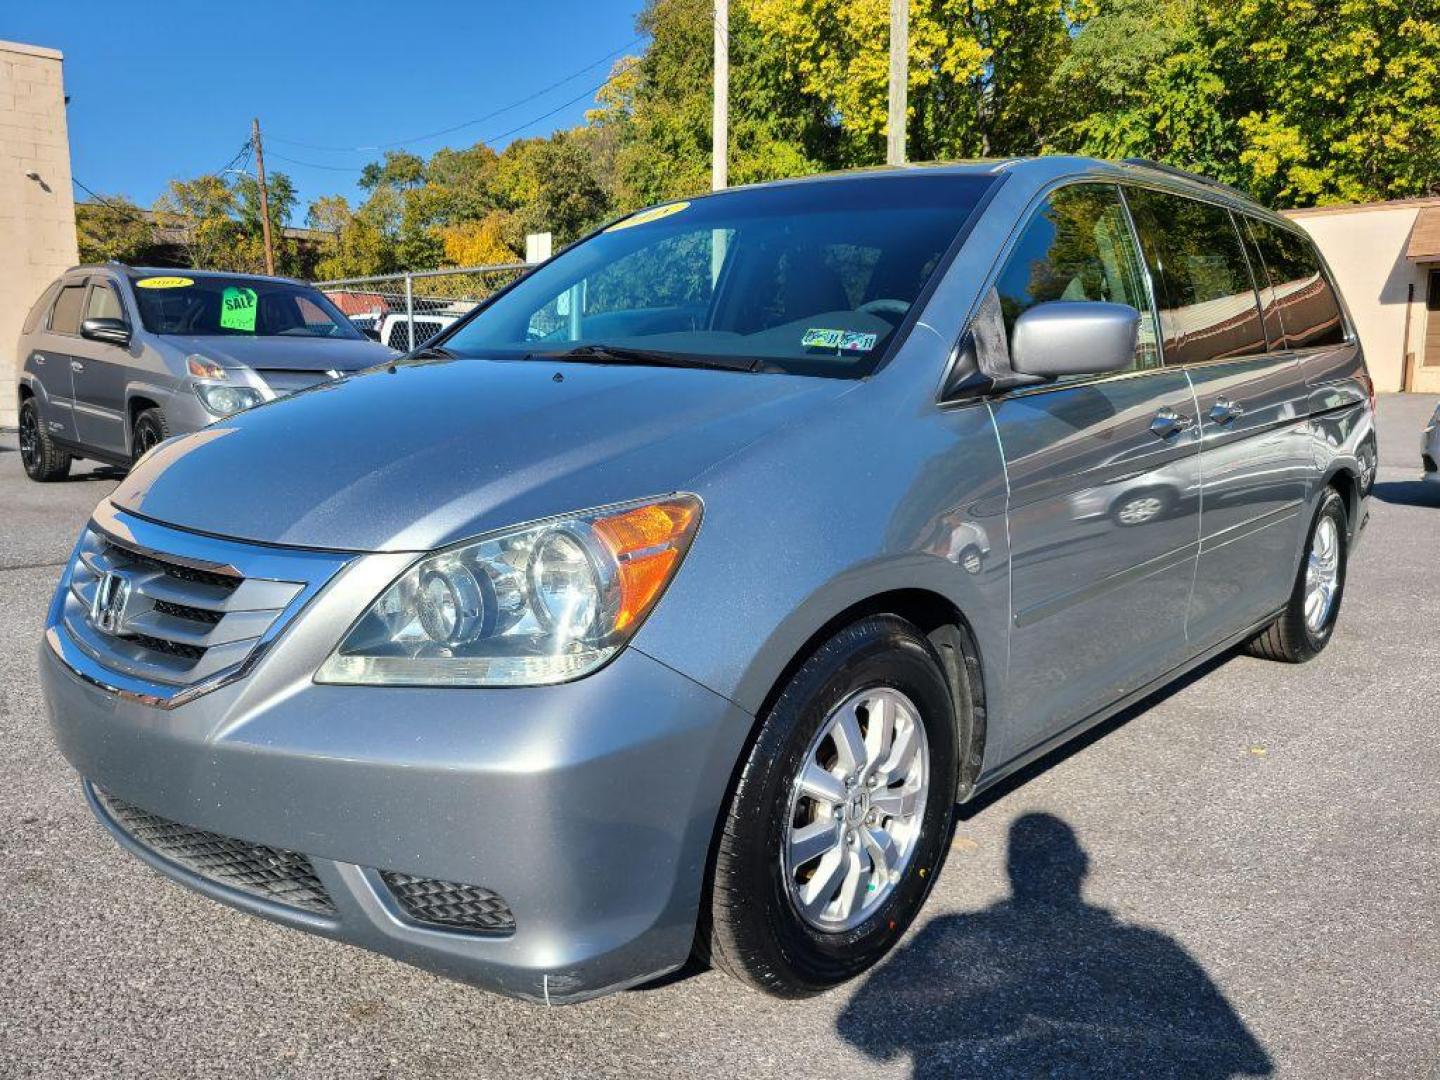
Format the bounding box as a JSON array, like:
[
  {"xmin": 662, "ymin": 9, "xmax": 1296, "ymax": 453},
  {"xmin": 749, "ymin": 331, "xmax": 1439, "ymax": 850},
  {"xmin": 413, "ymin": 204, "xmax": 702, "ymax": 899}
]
[
  {"xmin": 153, "ymin": 175, "xmax": 243, "ymax": 269},
  {"xmin": 75, "ymin": 195, "xmax": 157, "ymax": 265},
  {"xmin": 307, "ymin": 193, "xmax": 400, "ymax": 280}
]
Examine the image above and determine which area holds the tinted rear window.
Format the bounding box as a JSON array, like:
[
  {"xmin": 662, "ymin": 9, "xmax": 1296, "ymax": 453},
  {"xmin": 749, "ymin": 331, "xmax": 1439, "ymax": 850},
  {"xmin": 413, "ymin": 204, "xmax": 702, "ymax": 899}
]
[
  {"xmin": 49, "ymin": 284, "xmax": 86, "ymax": 335},
  {"xmin": 1124, "ymin": 188, "xmax": 1266, "ymax": 365},
  {"xmin": 1244, "ymin": 219, "xmax": 1346, "ymax": 350}
]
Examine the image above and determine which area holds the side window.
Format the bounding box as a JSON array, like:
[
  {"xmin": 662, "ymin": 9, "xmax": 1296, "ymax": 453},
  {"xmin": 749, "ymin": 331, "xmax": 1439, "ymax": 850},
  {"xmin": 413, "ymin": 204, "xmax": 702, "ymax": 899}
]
[
  {"xmin": 994, "ymin": 183, "xmax": 1161, "ymax": 370},
  {"xmin": 49, "ymin": 284, "xmax": 87, "ymax": 335},
  {"xmin": 1124, "ymin": 188, "xmax": 1267, "ymax": 365},
  {"xmin": 23, "ymin": 283, "xmax": 59, "ymax": 335},
  {"xmin": 1237, "ymin": 219, "xmax": 1286, "ymax": 349},
  {"xmin": 1244, "ymin": 218, "xmax": 1346, "ymax": 350},
  {"xmin": 84, "ymin": 283, "xmax": 126, "ymax": 323}
]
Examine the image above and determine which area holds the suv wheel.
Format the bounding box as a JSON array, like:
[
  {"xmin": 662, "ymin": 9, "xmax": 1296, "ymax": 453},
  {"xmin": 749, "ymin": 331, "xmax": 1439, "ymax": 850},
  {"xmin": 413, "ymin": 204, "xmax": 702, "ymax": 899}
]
[
  {"xmin": 702, "ymin": 615, "xmax": 959, "ymax": 996},
  {"xmin": 18, "ymin": 398, "xmax": 71, "ymax": 482},
  {"xmin": 131, "ymin": 407, "xmax": 169, "ymax": 462},
  {"xmin": 1244, "ymin": 486, "xmax": 1348, "ymax": 663}
]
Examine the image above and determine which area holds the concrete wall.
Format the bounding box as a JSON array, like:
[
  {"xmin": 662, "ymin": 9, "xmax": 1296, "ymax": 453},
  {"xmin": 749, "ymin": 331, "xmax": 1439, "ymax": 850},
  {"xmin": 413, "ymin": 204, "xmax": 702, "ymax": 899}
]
[
  {"xmin": 0, "ymin": 40, "xmax": 77, "ymax": 430},
  {"xmin": 1286, "ymin": 201, "xmax": 1432, "ymax": 393}
]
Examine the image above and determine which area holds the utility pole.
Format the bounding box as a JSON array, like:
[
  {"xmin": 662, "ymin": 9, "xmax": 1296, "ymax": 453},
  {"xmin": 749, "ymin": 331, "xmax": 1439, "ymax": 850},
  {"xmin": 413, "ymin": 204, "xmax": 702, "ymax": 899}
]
[
  {"xmin": 251, "ymin": 117, "xmax": 276, "ymax": 276},
  {"xmin": 712, "ymin": 0, "xmax": 728, "ymax": 191},
  {"xmin": 887, "ymin": 0, "xmax": 908, "ymax": 166}
]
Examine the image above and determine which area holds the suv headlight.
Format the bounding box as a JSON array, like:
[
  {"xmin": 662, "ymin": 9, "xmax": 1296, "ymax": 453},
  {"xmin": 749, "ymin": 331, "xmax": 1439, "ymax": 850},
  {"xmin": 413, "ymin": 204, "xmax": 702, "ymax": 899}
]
[
  {"xmin": 194, "ymin": 382, "xmax": 264, "ymax": 416},
  {"xmin": 188, "ymin": 355, "xmax": 265, "ymax": 417},
  {"xmin": 316, "ymin": 494, "xmax": 701, "ymax": 687}
]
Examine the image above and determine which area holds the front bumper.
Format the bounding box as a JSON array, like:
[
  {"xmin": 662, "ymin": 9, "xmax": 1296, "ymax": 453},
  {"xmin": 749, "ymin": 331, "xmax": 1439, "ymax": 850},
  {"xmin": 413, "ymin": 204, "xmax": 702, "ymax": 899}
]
[{"xmin": 41, "ymin": 626, "xmax": 751, "ymax": 1004}]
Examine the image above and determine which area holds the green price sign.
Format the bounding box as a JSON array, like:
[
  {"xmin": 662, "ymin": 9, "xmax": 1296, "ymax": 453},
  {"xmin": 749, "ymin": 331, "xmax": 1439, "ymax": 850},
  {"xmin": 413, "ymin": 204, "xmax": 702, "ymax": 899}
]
[{"xmin": 220, "ymin": 286, "xmax": 258, "ymax": 332}]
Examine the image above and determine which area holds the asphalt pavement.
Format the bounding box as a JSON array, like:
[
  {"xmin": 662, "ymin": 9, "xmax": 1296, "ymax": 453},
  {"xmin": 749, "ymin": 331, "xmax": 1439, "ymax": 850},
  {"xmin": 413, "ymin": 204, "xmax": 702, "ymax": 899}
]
[{"xmin": 1, "ymin": 396, "xmax": 1436, "ymax": 1079}]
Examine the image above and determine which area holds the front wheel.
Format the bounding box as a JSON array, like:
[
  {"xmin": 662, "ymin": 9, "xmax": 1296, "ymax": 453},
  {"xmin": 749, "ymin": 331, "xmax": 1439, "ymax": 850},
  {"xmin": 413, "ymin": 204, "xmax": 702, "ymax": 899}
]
[
  {"xmin": 131, "ymin": 407, "xmax": 169, "ymax": 463},
  {"xmin": 1244, "ymin": 486, "xmax": 1348, "ymax": 663},
  {"xmin": 701, "ymin": 615, "xmax": 959, "ymax": 996}
]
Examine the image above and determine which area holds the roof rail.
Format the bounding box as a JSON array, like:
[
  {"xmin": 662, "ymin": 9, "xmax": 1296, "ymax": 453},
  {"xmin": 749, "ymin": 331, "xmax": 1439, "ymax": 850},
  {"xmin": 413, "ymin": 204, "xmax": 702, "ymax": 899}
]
[{"xmin": 1121, "ymin": 159, "xmax": 1251, "ymax": 200}]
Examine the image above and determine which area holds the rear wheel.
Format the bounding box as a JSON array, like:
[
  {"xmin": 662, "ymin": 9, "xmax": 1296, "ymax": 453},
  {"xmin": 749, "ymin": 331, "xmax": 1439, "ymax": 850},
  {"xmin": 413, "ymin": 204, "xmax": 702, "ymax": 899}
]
[
  {"xmin": 131, "ymin": 407, "xmax": 169, "ymax": 462},
  {"xmin": 18, "ymin": 398, "xmax": 71, "ymax": 482},
  {"xmin": 1245, "ymin": 487, "xmax": 1348, "ymax": 663},
  {"xmin": 702, "ymin": 615, "xmax": 959, "ymax": 997}
]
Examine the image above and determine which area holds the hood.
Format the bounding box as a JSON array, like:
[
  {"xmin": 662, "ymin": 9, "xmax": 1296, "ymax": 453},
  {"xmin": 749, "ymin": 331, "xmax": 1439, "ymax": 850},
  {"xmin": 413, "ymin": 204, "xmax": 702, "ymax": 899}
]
[
  {"xmin": 162, "ymin": 334, "xmax": 396, "ymax": 372},
  {"xmin": 111, "ymin": 356, "xmax": 852, "ymax": 552}
]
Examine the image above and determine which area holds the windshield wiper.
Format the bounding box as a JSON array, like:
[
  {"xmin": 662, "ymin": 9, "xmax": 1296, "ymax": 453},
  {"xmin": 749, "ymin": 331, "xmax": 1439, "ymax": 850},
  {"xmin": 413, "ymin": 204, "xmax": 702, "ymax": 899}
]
[
  {"xmin": 525, "ymin": 343, "xmax": 756, "ymax": 372},
  {"xmin": 408, "ymin": 344, "xmax": 456, "ymax": 360}
]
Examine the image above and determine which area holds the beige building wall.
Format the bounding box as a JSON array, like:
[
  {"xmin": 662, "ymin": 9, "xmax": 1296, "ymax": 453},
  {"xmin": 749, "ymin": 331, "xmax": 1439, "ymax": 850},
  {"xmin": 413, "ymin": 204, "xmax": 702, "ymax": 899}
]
[
  {"xmin": 1286, "ymin": 200, "xmax": 1434, "ymax": 394},
  {"xmin": 0, "ymin": 40, "xmax": 77, "ymax": 430}
]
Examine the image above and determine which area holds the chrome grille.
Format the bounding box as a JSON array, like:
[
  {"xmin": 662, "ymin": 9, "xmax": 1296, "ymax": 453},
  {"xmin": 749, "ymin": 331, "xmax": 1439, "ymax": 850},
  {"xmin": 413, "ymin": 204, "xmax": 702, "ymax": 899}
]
[
  {"xmin": 51, "ymin": 502, "xmax": 351, "ymax": 706},
  {"xmin": 95, "ymin": 786, "xmax": 335, "ymax": 915}
]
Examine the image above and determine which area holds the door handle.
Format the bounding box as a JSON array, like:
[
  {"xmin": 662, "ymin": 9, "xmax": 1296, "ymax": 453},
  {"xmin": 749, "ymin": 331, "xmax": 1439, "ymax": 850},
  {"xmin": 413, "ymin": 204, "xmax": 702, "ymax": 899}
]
[
  {"xmin": 1149, "ymin": 407, "xmax": 1193, "ymax": 440},
  {"xmin": 1208, "ymin": 398, "xmax": 1244, "ymax": 424},
  {"xmin": 70, "ymin": 360, "xmax": 84, "ymax": 373}
]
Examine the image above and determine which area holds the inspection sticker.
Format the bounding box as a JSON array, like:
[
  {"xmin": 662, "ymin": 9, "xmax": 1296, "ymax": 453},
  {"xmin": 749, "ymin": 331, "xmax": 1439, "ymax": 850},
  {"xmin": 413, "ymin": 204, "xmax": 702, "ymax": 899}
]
[
  {"xmin": 134, "ymin": 276, "xmax": 194, "ymax": 289},
  {"xmin": 219, "ymin": 286, "xmax": 258, "ymax": 332},
  {"xmin": 802, "ymin": 328, "xmax": 878, "ymax": 352},
  {"xmin": 606, "ymin": 201, "xmax": 690, "ymax": 232}
]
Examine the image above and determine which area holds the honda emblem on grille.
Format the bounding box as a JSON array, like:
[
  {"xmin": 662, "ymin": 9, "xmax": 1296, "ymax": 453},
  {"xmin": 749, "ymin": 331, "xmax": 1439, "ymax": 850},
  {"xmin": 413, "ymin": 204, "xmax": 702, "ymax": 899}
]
[{"xmin": 90, "ymin": 570, "xmax": 133, "ymax": 635}]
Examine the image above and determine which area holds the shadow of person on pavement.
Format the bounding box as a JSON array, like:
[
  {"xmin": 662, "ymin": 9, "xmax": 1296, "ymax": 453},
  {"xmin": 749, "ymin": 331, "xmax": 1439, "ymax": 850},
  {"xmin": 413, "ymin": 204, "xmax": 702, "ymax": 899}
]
[{"xmin": 836, "ymin": 813, "xmax": 1272, "ymax": 1079}]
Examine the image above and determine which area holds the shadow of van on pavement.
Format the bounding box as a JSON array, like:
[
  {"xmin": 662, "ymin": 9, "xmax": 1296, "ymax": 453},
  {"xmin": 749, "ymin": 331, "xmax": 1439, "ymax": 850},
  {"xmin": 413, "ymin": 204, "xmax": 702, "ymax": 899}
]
[{"xmin": 836, "ymin": 814, "xmax": 1272, "ymax": 1079}]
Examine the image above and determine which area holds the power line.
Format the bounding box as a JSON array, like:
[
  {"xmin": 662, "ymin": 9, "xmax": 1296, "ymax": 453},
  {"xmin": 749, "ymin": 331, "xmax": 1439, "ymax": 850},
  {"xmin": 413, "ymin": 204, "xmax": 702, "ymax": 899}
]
[
  {"xmin": 270, "ymin": 37, "xmax": 642, "ymax": 154},
  {"xmin": 71, "ymin": 176, "xmax": 154, "ymax": 227},
  {"xmin": 268, "ymin": 62, "xmax": 636, "ymax": 177}
]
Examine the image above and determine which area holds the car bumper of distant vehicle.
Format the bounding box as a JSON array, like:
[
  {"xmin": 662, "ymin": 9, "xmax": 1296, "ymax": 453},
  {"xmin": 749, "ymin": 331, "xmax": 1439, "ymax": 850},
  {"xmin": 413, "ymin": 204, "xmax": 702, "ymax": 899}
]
[
  {"xmin": 40, "ymin": 636, "xmax": 751, "ymax": 1004},
  {"xmin": 1423, "ymin": 408, "xmax": 1439, "ymax": 481}
]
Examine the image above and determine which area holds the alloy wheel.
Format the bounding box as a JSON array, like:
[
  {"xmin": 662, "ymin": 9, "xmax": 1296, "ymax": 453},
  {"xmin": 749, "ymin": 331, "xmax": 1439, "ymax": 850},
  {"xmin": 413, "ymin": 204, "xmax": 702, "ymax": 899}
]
[
  {"xmin": 1303, "ymin": 515, "xmax": 1340, "ymax": 633},
  {"xmin": 783, "ymin": 686, "xmax": 930, "ymax": 932},
  {"xmin": 19, "ymin": 405, "xmax": 39, "ymax": 470}
]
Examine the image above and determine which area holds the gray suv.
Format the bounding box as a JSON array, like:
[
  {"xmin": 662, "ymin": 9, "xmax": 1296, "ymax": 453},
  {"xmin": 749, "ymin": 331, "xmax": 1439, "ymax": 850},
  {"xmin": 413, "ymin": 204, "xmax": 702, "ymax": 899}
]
[
  {"xmin": 16, "ymin": 266, "xmax": 394, "ymax": 480},
  {"xmin": 40, "ymin": 159, "xmax": 1375, "ymax": 1004}
]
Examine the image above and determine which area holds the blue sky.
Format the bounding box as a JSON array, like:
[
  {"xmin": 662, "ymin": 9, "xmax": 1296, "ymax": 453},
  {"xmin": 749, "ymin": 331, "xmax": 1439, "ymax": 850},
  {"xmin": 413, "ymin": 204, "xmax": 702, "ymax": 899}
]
[{"xmin": 3, "ymin": 0, "xmax": 647, "ymax": 218}]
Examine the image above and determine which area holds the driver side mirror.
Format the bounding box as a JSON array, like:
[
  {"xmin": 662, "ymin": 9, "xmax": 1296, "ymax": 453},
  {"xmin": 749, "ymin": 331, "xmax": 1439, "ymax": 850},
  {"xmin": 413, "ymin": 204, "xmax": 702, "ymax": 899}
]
[
  {"xmin": 80, "ymin": 317, "xmax": 131, "ymax": 347},
  {"xmin": 1010, "ymin": 301, "xmax": 1140, "ymax": 379}
]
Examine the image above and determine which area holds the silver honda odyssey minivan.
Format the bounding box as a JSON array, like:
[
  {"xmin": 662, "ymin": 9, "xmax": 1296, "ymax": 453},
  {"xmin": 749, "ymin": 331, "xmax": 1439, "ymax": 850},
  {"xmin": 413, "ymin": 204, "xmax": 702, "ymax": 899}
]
[{"xmin": 40, "ymin": 158, "xmax": 1375, "ymax": 1004}]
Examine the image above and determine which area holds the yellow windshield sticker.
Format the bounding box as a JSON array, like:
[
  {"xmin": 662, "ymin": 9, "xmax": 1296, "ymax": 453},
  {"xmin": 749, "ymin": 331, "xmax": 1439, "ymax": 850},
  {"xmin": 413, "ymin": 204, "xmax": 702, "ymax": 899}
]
[
  {"xmin": 219, "ymin": 286, "xmax": 258, "ymax": 332},
  {"xmin": 607, "ymin": 201, "xmax": 690, "ymax": 232},
  {"xmin": 135, "ymin": 275, "xmax": 194, "ymax": 289}
]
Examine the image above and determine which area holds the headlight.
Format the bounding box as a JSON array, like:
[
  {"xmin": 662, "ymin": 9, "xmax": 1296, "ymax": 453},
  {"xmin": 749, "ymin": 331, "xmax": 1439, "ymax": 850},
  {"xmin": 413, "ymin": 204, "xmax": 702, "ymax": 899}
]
[
  {"xmin": 194, "ymin": 382, "xmax": 264, "ymax": 417},
  {"xmin": 316, "ymin": 494, "xmax": 702, "ymax": 687}
]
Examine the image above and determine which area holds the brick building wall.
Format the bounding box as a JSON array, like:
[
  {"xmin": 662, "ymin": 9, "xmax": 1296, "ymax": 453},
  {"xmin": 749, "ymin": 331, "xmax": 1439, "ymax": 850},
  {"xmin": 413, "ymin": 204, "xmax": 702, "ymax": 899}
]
[{"xmin": 0, "ymin": 40, "xmax": 77, "ymax": 429}]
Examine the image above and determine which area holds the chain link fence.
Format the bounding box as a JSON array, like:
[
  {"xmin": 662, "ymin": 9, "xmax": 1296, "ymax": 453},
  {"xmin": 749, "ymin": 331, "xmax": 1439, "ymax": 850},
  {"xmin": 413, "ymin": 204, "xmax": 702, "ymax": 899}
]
[{"xmin": 315, "ymin": 264, "xmax": 531, "ymax": 352}]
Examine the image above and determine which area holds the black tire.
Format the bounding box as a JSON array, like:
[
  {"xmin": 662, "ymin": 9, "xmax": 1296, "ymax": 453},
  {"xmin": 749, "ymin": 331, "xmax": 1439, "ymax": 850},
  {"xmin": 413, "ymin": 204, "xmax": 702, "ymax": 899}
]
[
  {"xmin": 131, "ymin": 407, "xmax": 169, "ymax": 463},
  {"xmin": 1245, "ymin": 486, "xmax": 1348, "ymax": 663},
  {"xmin": 702, "ymin": 615, "xmax": 960, "ymax": 997},
  {"xmin": 17, "ymin": 397, "xmax": 71, "ymax": 482}
]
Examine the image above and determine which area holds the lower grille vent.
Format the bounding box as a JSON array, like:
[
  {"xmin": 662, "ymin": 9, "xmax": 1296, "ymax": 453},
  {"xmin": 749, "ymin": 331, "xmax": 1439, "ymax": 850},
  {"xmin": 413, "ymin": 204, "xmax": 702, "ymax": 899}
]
[
  {"xmin": 96, "ymin": 788, "xmax": 335, "ymax": 915},
  {"xmin": 380, "ymin": 871, "xmax": 515, "ymax": 934}
]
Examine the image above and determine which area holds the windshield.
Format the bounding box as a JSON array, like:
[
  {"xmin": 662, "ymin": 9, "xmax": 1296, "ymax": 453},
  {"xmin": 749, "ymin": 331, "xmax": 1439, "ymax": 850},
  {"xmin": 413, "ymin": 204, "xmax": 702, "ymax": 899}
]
[
  {"xmin": 441, "ymin": 173, "xmax": 994, "ymax": 377},
  {"xmin": 129, "ymin": 274, "xmax": 365, "ymax": 340}
]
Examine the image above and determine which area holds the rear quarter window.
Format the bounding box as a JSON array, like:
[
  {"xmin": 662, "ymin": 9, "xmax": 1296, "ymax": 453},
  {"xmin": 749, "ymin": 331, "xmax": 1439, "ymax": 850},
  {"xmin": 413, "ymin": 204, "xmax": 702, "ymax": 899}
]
[
  {"xmin": 22, "ymin": 282, "xmax": 60, "ymax": 335},
  {"xmin": 1244, "ymin": 218, "xmax": 1346, "ymax": 350}
]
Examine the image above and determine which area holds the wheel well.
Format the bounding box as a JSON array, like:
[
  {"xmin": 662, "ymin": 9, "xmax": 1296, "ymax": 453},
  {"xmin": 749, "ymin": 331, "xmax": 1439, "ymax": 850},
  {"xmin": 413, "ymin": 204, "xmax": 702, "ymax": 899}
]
[
  {"xmin": 18, "ymin": 383, "xmax": 33, "ymax": 404},
  {"xmin": 1327, "ymin": 469, "xmax": 1359, "ymax": 538},
  {"xmin": 128, "ymin": 396, "xmax": 159, "ymax": 430},
  {"xmin": 759, "ymin": 589, "xmax": 989, "ymax": 798}
]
